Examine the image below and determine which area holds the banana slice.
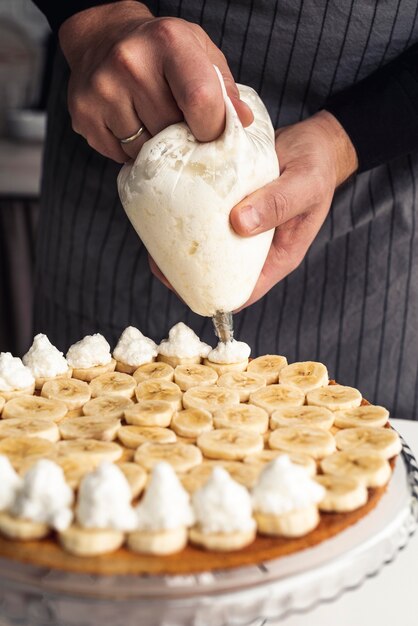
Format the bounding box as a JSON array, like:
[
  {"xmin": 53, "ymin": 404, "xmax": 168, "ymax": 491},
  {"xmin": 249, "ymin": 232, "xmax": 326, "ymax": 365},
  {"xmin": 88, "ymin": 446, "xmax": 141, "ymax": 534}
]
[
  {"xmin": 128, "ymin": 527, "xmax": 188, "ymax": 555},
  {"xmin": 135, "ymin": 380, "xmax": 182, "ymax": 411},
  {"xmin": 268, "ymin": 425, "xmax": 336, "ymax": 459},
  {"xmin": 34, "ymin": 368, "xmax": 73, "ymax": 391},
  {"xmin": 133, "ymin": 361, "xmax": 174, "ymax": 384},
  {"xmin": 71, "ymin": 358, "xmax": 116, "ymax": 383},
  {"xmin": 56, "ymin": 439, "xmax": 123, "ymax": 464},
  {"xmin": 202, "ymin": 358, "xmax": 248, "ymax": 376},
  {"xmin": 0, "ymin": 397, "xmax": 4, "ymax": 414},
  {"xmin": 41, "ymin": 378, "xmax": 91, "ymax": 411},
  {"xmin": 189, "ymin": 526, "xmax": 256, "ymax": 551},
  {"xmin": 320, "ymin": 449, "xmax": 392, "ymax": 488},
  {"xmin": 0, "ymin": 384, "xmax": 35, "ymax": 402},
  {"xmin": 0, "ymin": 511, "xmax": 49, "ymax": 540},
  {"xmin": 89, "ymin": 371, "xmax": 136, "ymax": 399},
  {"xmin": 118, "ymin": 446, "xmax": 135, "ymax": 463},
  {"xmin": 278, "ymin": 361, "xmax": 328, "ymax": 392},
  {"xmin": 2, "ymin": 395, "xmax": 68, "ymax": 422},
  {"xmin": 117, "ymin": 462, "xmax": 147, "ymax": 499},
  {"xmin": 246, "ymin": 354, "xmax": 288, "ymax": 384},
  {"xmin": 124, "ymin": 400, "xmax": 175, "ymax": 427},
  {"xmin": 217, "ymin": 371, "xmax": 266, "ymax": 402},
  {"xmin": 255, "ymin": 505, "xmax": 319, "ymax": 538},
  {"xmin": 181, "ymin": 460, "xmax": 261, "ymax": 493},
  {"xmin": 249, "ymin": 384, "xmax": 305, "ymax": 415},
  {"xmin": 315, "ymin": 474, "xmax": 368, "ymax": 512},
  {"xmin": 59, "ymin": 525, "xmax": 124, "ymax": 556},
  {"xmin": 197, "ymin": 428, "xmax": 263, "ymax": 461},
  {"xmin": 270, "ymin": 406, "xmax": 334, "ymax": 430},
  {"xmin": 183, "ymin": 385, "xmax": 240, "ymax": 413},
  {"xmin": 335, "ymin": 426, "xmax": 401, "ymax": 459},
  {"xmin": 171, "ymin": 408, "xmax": 213, "ymax": 438},
  {"xmin": 243, "ymin": 450, "xmax": 317, "ymax": 477},
  {"xmin": 306, "ymin": 384, "xmax": 362, "ymax": 411},
  {"xmin": 52, "ymin": 456, "xmax": 98, "ymax": 489},
  {"xmin": 134, "ymin": 441, "xmax": 202, "ymax": 472},
  {"xmin": 333, "ymin": 405, "xmax": 389, "ymax": 429},
  {"xmin": 82, "ymin": 395, "xmax": 134, "ymax": 419},
  {"xmin": 116, "ymin": 359, "xmax": 155, "ymax": 375},
  {"xmin": 158, "ymin": 353, "xmax": 202, "ymax": 368},
  {"xmin": 213, "ymin": 404, "xmax": 269, "ymax": 434},
  {"xmin": 180, "ymin": 460, "xmax": 219, "ymax": 492},
  {"xmin": 0, "ymin": 436, "xmax": 55, "ymax": 470},
  {"xmin": 0, "ymin": 417, "xmax": 60, "ymax": 443},
  {"xmin": 118, "ymin": 425, "xmax": 176, "ymax": 448},
  {"xmin": 174, "ymin": 364, "xmax": 218, "ymax": 391},
  {"xmin": 58, "ymin": 416, "xmax": 121, "ymax": 442}
]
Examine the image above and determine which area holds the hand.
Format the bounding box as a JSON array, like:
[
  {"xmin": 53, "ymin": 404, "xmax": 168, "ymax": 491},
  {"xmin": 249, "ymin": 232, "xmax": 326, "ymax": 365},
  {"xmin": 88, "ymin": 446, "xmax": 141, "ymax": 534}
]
[
  {"xmin": 59, "ymin": 1, "xmax": 253, "ymax": 162},
  {"xmin": 229, "ymin": 110, "xmax": 358, "ymax": 309}
]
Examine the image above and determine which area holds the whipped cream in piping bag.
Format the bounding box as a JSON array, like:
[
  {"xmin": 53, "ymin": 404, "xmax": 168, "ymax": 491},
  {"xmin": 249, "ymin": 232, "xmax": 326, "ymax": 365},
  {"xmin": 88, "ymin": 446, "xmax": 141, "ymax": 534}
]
[
  {"xmin": 135, "ymin": 462, "xmax": 194, "ymax": 531},
  {"xmin": 252, "ymin": 456, "xmax": 325, "ymax": 515},
  {"xmin": 0, "ymin": 455, "xmax": 22, "ymax": 511},
  {"xmin": 11, "ymin": 459, "xmax": 74, "ymax": 531},
  {"xmin": 158, "ymin": 322, "xmax": 211, "ymax": 359},
  {"xmin": 192, "ymin": 467, "xmax": 255, "ymax": 534},
  {"xmin": 113, "ymin": 326, "xmax": 158, "ymax": 366},
  {"xmin": 76, "ymin": 462, "xmax": 137, "ymax": 532},
  {"xmin": 23, "ymin": 334, "xmax": 69, "ymax": 378},
  {"xmin": 118, "ymin": 67, "xmax": 279, "ymax": 317},
  {"xmin": 66, "ymin": 334, "xmax": 112, "ymax": 369},
  {"xmin": 0, "ymin": 352, "xmax": 35, "ymax": 391},
  {"xmin": 207, "ymin": 339, "xmax": 251, "ymax": 364}
]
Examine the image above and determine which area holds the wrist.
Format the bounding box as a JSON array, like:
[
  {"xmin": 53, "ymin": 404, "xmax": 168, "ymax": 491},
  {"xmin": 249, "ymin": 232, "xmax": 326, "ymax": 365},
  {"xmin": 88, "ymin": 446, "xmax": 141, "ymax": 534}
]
[
  {"xmin": 59, "ymin": 1, "xmax": 154, "ymax": 68},
  {"xmin": 312, "ymin": 110, "xmax": 358, "ymax": 187}
]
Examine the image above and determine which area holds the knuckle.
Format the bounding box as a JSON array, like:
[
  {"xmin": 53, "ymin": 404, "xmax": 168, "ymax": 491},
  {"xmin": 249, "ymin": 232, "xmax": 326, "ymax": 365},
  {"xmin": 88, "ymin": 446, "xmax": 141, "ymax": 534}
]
[
  {"xmin": 184, "ymin": 82, "xmax": 215, "ymax": 111},
  {"xmin": 267, "ymin": 190, "xmax": 288, "ymax": 226},
  {"xmin": 151, "ymin": 17, "xmax": 182, "ymax": 47},
  {"xmin": 90, "ymin": 71, "xmax": 112, "ymax": 100},
  {"xmin": 111, "ymin": 40, "xmax": 136, "ymax": 71}
]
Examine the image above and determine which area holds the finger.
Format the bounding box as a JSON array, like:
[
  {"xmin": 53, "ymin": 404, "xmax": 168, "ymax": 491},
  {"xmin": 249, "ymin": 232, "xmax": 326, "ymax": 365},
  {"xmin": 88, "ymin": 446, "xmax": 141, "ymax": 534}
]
[
  {"xmin": 230, "ymin": 168, "xmax": 321, "ymax": 237},
  {"xmin": 102, "ymin": 96, "xmax": 151, "ymax": 160},
  {"xmin": 132, "ymin": 78, "xmax": 183, "ymax": 137},
  {"xmin": 84, "ymin": 124, "xmax": 129, "ymax": 163},
  {"xmin": 164, "ymin": 47, "xmax": 226, "ymax": 142}
]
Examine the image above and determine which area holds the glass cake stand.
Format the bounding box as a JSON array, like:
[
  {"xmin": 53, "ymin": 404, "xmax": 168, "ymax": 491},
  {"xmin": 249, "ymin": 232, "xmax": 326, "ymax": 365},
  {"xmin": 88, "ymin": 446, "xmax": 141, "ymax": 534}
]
[{"xmin": 0, "ymin": 437, "xmax": 417, "ymax": 626}]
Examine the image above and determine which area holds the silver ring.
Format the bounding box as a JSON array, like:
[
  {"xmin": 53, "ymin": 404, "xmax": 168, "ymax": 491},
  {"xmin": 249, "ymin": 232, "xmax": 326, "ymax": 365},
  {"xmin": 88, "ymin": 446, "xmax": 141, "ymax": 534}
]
[{"xmin": 119, "ymin": 126, "xmax": 145, "ymax": 144}]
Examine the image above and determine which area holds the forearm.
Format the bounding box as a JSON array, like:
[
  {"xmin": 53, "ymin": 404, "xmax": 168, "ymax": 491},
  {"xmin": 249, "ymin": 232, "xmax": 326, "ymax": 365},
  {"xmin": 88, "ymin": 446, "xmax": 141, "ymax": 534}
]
[{"xmin": 324, "ymin": 43, "xmax": 418, "ymax": 172}]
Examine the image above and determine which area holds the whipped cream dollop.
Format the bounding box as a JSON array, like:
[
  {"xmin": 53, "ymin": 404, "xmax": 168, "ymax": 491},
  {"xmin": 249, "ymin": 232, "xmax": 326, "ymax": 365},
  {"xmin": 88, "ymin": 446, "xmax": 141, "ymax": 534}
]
[
  {"xmin": 192, "ymin": 467, "xmax": 255, "ymax": 534},
  {"xmin": 118, "ymin": 68, "xmax": 279, "ymax": 317},
  {"xmin": 23, "ymin": 333, "xmax": 69, "ymax": 378},
  {"xmin": 66, "ymin": 333, "xmax": 112, "ymax": 369},
  {"xmin": 0, "ymin": 352, "xmax": 35, "ymax": 392},
  {"xmin": 113, "ymin": 326, "xmax": 158, "ymax": 367},
  {"xmin": 11, "ymin": 460, "xmax": 73, "ymax": 531},
  {"xmin": 252, "ymin": 456, "xmax": 325, "ymax": 515},
  {"xmin": 158, "ymin": 323, "xmax": 211, "ymax": 359},
  {"xmin": 207, "ymin": 339, "xmax": 251, "ymax": 364},
  {"xmin": 76, "ymin": 462, "xmax": 137, "ymax": 531},
  {"xmin": 0, "ymin": 455, "xmax": 22, "ymax": 511},
  {"xmin": 135, "ymin": 461, "xmax": 194, "ymax": 531}
]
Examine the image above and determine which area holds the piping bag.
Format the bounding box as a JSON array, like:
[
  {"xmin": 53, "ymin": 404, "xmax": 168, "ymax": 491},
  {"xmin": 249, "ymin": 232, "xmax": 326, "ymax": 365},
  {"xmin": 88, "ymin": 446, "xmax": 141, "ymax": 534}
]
[{"xmin": 117, "ymin": 67, "xmax": 279, "ymax": 344}]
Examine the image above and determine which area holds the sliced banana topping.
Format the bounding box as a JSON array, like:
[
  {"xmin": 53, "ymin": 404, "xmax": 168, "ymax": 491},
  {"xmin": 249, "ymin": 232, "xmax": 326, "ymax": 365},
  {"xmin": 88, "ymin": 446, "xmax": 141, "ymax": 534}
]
[
  {"xmin": 315, "ymin": 474, "xmax": 368, "ymax": 512},
  {"xmin": 0, "ymin": 436, "xmax": 55, "ymax": 470},
  {"xmin": 270, "ymin": 406, "xmax": 334, "ymax": 430},
  {"xmin": 56, "ymin": 439, "xmax": 123, "ymax": 464},
  {"xmin": 306, "ymin": 384, "xmax": 362, "ymax": 411},
  {"xmin": 2, "ymin": 395, "xmax": 68, "ymax": 422},
  {"xmin": 183, "ymin": 385, "xmax": 240, "ymax": 413},
  {"xmin": 135, "ymin": 380, "xmax": 182, "ymax": 411},
  {"xmin": 278, "ymin": 361, "xmax": 328, "ymax": 392},
  {"xmin": 249, "ymin": 384, "xmax": 305, "ymax": 415},
  {"xmin": 197, "ymin": 428, "xmax": 263, "ymax": 461},
  {"xmin": 246, "ymin": 354, "xmax": 288, "ymax": 384},
  {"xmin": 320, "ymin": 449, "xmax": 391, "ymax": 488},
  {"xmin": 117, "ymin": 425, "xmax": 177, "ymax": 448},
  {"xmin": 335, "ymin": 426, "xmax": 401, "ymax": 459},
  {"xmin": 174, "ymin": 364, "xmax": 218, "ymax": 391},
  {"xmin": 117, "ymin": 462, "xmax": 147, "ymax": 499},
  {"xmin": 243, "ymin": 449, "xmax": 317, "ymax": 477},
  {"xmin": 213, "ymin": 404, "xmax": 269, "ymax": 434},
  {"xmin": 41, "ymin": 378, "xmax": 91, "ymax": 410},
  {"xmin": 133, "ymin": 361, "xmax": 174, "ymax": 384},
  {"xmin": 82, "ymin": 394, "xmax": 134, "ymax": 418},
  {"xmin": 134, "ymin": 441, "xmax": 202, "ymax": 473},
  {"xmin": 333, "ymin": 405, "xmax": 389, "ymax": 429},
  {"xmin": 0, "ymin": 418, "xmax": 60, "ymax": 443},
  {"xmin": 58, "ymin": 416, "xmax": 121, "ymax": 442},
  {"xmin": 89, "ymin": 372, "xmax": 136, "ymax": 399},
  {"xmin": 171, "ymin": 408, "xmax": 213, "ymax": 438},
  {"xmin": 217, "ymin": 371, "xmax": 266, "ymax": 402},
  {"xmin": 268, "ymin": 425, "xmax": 336, "ymax": 459},
  {"xmin": 124, "ymin": 400, "xmax": 175, "ymax": 427}
]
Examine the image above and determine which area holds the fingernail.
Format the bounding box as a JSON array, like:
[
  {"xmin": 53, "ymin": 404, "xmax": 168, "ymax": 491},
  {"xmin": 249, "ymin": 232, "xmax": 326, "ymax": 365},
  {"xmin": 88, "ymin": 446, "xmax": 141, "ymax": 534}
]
[{"xmin": 239, "ymin": 206, "xmax": 260, "ymax": 233}]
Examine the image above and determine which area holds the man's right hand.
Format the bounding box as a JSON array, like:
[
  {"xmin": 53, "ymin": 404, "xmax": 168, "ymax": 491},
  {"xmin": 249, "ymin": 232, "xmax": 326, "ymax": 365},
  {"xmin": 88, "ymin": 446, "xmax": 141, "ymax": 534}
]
[{"xmin": 59, "ymin": 0, "xmax": 253, "ymax": 162}]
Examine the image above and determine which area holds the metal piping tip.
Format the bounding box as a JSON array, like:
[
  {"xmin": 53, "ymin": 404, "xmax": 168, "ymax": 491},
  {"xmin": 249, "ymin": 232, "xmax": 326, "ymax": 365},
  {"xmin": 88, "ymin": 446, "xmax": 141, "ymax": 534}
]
[{"xmin": 212, "ymin": 311, "xmax": 234, "ymax": 343}]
